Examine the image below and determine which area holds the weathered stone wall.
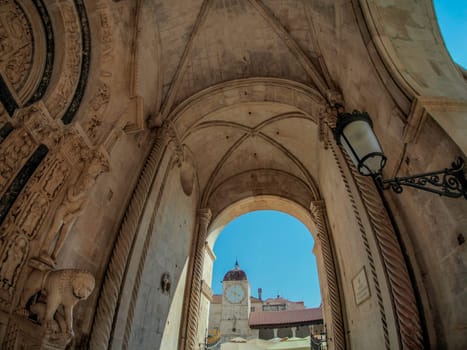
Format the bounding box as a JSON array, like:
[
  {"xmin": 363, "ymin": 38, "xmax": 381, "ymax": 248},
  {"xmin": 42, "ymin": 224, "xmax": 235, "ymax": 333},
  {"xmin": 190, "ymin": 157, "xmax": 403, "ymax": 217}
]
[
  {"xmin": 160, "ymin": 259, "xmax": 190, "ymax": 350},
  {"xmin": 127, "ymin": 161, "xmax": 198, "ymax": 349},
  {"xmin": 310, "ymin": 1, "xmax": 467, "ymax": 348}
]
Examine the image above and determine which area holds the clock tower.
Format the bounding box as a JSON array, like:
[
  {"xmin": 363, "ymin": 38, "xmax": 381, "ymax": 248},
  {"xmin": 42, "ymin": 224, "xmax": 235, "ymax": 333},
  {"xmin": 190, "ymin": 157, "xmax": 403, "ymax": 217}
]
[{"xmin": 219, "ymin": 260, "xmax": 253, "ymax": 342}]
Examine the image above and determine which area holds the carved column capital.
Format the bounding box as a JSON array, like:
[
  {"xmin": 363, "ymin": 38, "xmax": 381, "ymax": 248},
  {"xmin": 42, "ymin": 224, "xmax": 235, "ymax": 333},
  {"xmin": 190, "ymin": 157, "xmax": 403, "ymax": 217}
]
[
  {"xmin": 197, "ymin": 208, "xmax": 212, "ymax": 231},
  {"xmin": 318, "ymin": 104, "xmax": 342, "ymax": 149},
  {"xmin": 160, "ymin": 121, "xmax": 184, "ymax": 167},
  {"xmin": 310, "ymin": 200, "xmax": 326, "ymax": 221}
]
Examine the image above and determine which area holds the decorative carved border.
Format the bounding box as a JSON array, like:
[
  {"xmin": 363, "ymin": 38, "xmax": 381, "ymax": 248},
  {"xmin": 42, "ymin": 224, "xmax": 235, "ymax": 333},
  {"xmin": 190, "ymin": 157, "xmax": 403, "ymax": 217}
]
[
  {"xmin": 0, "ymin": 144, "xmax": 48, "ymax": 226},
  {"xmin": 323, "ymin": 111, "xmax": 423, "ymax": 349},
  {"xmin": 328, "ymin": 138, "xmax": 391, "ymax": 349},
  {"xmin": 25, "ymin": 0, "xmax": 54, "ymax": 106},
  {"xmin": 341, "ymin": 147, "xmax": 423, "ymax": 349},
  {"xmin": 61, "ymin": 0, "xmax": 91, "ymax": 125},
  {"xmin": 310, "ymin": 201, "xmax": 345, "ymax": 350},
  {"xmin": 0, "ymin": 0, "xmax": 54, "ymax": 115},
  {"xmin": 121, "ymin": 153, "xmax": 173, "ymax": 349},
  {"xmin": 182, "ymin": 208, "xmax": 212, "ymax": 350}
]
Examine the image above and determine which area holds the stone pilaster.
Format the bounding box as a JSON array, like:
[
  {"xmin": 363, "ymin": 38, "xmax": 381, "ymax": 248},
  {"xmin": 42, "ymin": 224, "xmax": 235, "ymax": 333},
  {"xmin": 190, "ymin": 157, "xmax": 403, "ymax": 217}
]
[
  {"xmin": 184, "ymin": 208, "xmax": 212, "ymax": 350},
  {"xmin": 310, "ymin": 200, "xmax": 345, "ymax": 350}
]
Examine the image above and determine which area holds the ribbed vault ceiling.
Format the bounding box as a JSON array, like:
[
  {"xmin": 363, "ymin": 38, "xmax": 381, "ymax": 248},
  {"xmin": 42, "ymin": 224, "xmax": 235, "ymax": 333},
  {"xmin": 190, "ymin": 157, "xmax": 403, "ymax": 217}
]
[{"xmin": 142, "ymin": 0, "xmax": 335, "ymax": 205}]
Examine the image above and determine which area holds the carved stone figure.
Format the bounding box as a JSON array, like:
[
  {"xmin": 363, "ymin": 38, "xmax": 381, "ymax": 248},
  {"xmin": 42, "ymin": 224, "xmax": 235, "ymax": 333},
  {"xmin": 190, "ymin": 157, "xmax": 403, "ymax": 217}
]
[
  {"xmin": 39, "ymin": 154, "xmax": 108, "ymax": 264},
  {"xmin": 19, "ymin": 268, "xmax": 95, "ymax": 339},
  {"xmin": 0, "ymin": 236, "xmax": 27, "ymax": 291},
  {"xmin": 0, "ymin": 131, "xmax": 34, "ymax": 191},
  {"xmin": 30, "ymin": 302, "xmax": 67, "ymax": 336},
  {"xmin": 161, "ymin": 273, "xmax": 171, "ymax": 294}
]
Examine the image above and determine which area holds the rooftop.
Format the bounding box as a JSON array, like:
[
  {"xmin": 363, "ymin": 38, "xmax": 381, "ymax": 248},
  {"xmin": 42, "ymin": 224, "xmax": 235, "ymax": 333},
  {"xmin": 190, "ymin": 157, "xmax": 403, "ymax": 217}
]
[
  {"xmin": 249, "ymin": 307, "xmax": 323, "ymax": 328},
  {"xmin": 223, "ymin": 260, "xmax": 248, "ymax": 282}
]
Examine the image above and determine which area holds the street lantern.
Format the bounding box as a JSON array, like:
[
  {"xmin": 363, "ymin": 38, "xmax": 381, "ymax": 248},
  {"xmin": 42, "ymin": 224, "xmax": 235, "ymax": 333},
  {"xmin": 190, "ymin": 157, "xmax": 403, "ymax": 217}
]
[
  {"xmin": 333, "ymin": 110, "xmax": 467, "ymax": 199},
  {"xmin": 333, "ymin": 111, "xmax": 386, "ymax": 176}
]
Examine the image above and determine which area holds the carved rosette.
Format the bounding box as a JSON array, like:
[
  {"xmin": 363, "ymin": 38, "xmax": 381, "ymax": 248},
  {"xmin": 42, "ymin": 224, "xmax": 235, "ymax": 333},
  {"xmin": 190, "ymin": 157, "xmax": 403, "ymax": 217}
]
[{"xmin": 309, "ymin": 201, "xmax": 345, "ymax": 350}]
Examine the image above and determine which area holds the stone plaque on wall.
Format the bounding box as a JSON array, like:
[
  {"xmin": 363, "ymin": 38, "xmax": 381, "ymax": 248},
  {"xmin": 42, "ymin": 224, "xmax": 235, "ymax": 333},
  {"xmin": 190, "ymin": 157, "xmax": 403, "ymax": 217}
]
[{"xmin": 352, "ymin": 267, "xmax": 370, "ymax": 305}]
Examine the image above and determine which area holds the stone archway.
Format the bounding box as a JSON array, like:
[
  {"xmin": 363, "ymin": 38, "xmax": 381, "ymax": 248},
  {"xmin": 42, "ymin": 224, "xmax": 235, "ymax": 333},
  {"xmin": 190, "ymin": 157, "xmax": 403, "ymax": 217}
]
[
  {"xmin": 200, "ymin": 195, "xmax": 346, "ymax": 350},
  {"xmin": 87, "ymin": 78, "xmax": 424, "ymax": 350},
  {"xmin": 0, "ymin": 1, "xmax": 465, "ymax": 349}
]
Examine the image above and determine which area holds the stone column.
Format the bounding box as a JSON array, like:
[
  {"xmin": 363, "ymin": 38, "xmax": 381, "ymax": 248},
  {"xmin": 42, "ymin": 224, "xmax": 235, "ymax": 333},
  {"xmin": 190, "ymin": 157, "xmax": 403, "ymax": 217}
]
[
  {"xmin": 184, "ymin": 208, "xmax": 212, "ymax": 350},
  {"xmin": 273, "ymin": 329, "xmax": 278, "ymax": 339},
  {"xmin": 310, "ymin": 200, "xmax": 345, "ymax": 350},
  {"xmin": 291, "ymin": 327, "xmax": 297, "ymax": 338}
]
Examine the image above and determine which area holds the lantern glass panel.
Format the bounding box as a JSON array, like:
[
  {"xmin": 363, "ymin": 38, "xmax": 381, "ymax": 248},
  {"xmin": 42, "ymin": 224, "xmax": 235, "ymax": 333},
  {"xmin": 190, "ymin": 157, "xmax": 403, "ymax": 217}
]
[{"xmin": 342, "ymin": 120, "xmax": 385, "ymax": 175}]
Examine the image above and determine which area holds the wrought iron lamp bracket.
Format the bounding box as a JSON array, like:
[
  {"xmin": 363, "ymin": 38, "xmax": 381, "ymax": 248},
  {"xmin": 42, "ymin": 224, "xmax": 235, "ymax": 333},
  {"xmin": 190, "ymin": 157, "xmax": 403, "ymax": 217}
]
[{"xmin": 374, "ymin": 157, "xmax": 467, "ymax": 199}]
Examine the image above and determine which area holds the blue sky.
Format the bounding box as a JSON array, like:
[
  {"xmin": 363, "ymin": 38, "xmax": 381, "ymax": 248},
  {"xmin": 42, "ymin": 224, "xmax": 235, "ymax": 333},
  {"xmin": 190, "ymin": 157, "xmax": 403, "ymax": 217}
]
[
  {"xmin": 212, "ymin": 210, "xmax": 321, "ymax": 307},
  {"xmin": 211, "ymin": 3, "xmax": 465, "ymax": 309},
  {"xmin": 434, "ymin": 1, "xmax": 467, "ymax": 68}
]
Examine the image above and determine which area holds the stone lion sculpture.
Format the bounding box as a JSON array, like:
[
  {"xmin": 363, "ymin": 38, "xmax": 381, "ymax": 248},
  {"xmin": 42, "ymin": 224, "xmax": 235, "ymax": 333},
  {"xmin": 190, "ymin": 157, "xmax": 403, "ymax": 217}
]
[{"xmin": 19, "ymin": 268, "xmax": 95, "ymax": 339}]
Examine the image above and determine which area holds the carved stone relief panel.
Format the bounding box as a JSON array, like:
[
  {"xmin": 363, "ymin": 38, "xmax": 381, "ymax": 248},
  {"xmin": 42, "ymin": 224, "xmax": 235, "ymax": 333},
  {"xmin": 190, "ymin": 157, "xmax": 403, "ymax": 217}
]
[
  {"xmin": 81, "ymin": 0, "xmax": 117, "ymax": 146},
  {"xmin": 0, "ymin": 233, "xmax": 29, "ymax": 296},
  {"xmin": 83, "ymin": 81, "xmax": 110, "ymax": 144},
  {"xmin": 45, "ymin": 1, "xmax": 82, "ymax": 119},
  {"xmin": 0, "ymin": 153, "xmax": 68, "ymax": 242},
  {"xmin": 0, "ymin": 129, "xmax": 35, "ymax": 196},
  {"xmin": 0, "ymin": 104, "xmax": 61, "ymax": 197},
  {"xmin": 0, "ymin": 127, "xmax": 108, "ymax": 305},
  {"xmin": 0, "ymin": 1, "xmax": 33, "ymax": 93}
]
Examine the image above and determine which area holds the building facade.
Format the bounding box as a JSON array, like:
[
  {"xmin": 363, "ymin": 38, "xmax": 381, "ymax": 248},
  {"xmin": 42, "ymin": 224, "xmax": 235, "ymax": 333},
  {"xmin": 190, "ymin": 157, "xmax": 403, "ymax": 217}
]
[{"xmin": 208, "ymin": 262, "xmax": 324, "ymax": 346}]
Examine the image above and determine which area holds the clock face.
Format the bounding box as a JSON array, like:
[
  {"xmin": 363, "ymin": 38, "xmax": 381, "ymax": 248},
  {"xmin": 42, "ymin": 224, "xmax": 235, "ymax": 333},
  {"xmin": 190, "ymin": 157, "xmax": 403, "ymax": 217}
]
[{"xmin": 226, "ymin": 284, "xmax": 245, "ymax": 303}]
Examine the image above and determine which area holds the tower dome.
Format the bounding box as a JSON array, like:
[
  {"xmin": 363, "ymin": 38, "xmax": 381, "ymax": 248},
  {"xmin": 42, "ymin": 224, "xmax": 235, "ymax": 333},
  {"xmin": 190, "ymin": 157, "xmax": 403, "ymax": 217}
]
[{"xmin": 223, "ymin": 260, "xmax": 247, "ymax": 281}]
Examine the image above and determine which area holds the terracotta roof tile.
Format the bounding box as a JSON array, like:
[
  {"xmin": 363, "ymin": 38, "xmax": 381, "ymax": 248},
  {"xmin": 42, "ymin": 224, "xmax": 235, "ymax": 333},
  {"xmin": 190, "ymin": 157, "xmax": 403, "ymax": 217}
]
[
  {"xmin": 212, "ymin": 294, "xmax": 222, "ymax": 303},
  {"xmin": 249, "ymin": 307, "xmax": 323, "ymax": 328}
]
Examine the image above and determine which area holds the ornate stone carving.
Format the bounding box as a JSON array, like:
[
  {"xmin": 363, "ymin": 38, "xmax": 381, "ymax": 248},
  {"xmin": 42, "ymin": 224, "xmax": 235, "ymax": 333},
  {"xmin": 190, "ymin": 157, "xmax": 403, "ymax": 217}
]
[
  {"xmin": 0, "ymin": 0, "xmax": 33, "ymax": 92},
  {"xmin": 309, "ymin": 201, "xmax": 345, "ymax": 350},
  {"xmin": 46, "ymin": 1, "xmax": 82, "ymax": 119},
  {"xmin": 18, "ymin": 268, "xmax": 95, "ymax": 344},
  {"xmin": 327, "ymin": 138, "xmax": 391, "ymax": 350},
  {"xmin": 184, "ymin": 208, "xmax": 212, "ymax": 350},
  {"xmin": 0, "ymin": 129, "xmax": 35, "ymax": 194},
  {"xmin": 342, "ymin": 150, "xmax": 424, "ymax": 349},
  {"xmin": 0, "ymin": 234, "xmax": 28, "ymax": 294},
  {"xmin": 22, "ymin": 105, "xmax": 62, "ymax": 148},
  {"xmin": 83, "ymin": 81, "xmax": 110, "ymax": 143},
  {"xmin": 1, "ymin": 154, "xmax": 67, "ymax": 241},
  {"xmin": 39, "ymin": 152, "xmax": 109, "ymax": 265}
]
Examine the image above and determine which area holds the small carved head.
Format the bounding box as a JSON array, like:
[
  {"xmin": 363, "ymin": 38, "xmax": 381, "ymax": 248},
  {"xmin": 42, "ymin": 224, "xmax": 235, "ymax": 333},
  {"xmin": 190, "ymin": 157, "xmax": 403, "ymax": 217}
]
[
  {"xmin": 161, "ymin": 273, "xmax": 171, "ymax": 294},
  {"xmin": 72, "ymin": 272, "xmax": 95, "ymax": 300}
]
